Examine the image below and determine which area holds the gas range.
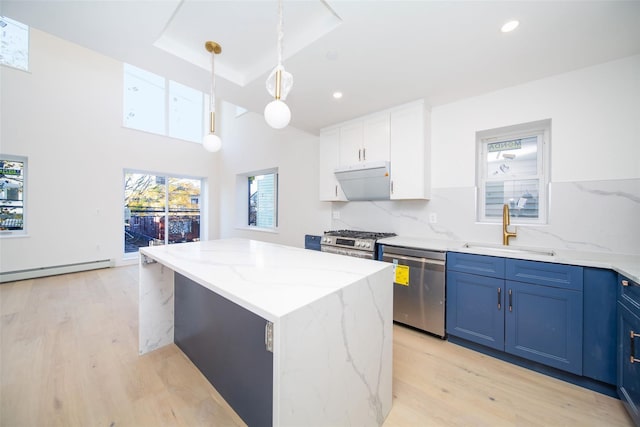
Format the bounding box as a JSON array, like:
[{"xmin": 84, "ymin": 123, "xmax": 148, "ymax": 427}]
[{"xmin": 320, "ymin": 230, "xmax": 396, "ymax": 259}]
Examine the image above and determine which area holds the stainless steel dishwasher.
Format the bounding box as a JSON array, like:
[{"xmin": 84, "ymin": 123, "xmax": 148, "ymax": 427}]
[{"xmin": 382, "ymin": 245, "xmax": 446, "ymax": 338}]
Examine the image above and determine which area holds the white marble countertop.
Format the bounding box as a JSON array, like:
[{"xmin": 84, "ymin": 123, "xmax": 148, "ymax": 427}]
[
  {"xmin": 378, "ymin": 236, "xmax": 640, "ymax": 284},
  {"xmin": 140, "ymin": 238, "xmax": 391, "ymax": 321}
]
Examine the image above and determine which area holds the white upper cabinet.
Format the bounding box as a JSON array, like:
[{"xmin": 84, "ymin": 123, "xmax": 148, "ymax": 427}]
[
  {"xmin": 319, "ymin": 128, "xmax": 347, "ymax": 201},
  {"xmin": 338, "ymin": 121, "xmax": 364, "ymax": 165},
  {"xmin": 390, "ymin": 100, "xmax": 430, "ymax": 200},
  {"xmin": 337, "ymin": 113, "xmax": 390, "ymax": 167},
  {"xmin": 362, "ymin": 113, "xmax": 391, "ymax": 163},
  {"xmin": 319, "ymin": 99, "xmax": 429, "ymax": 201}
]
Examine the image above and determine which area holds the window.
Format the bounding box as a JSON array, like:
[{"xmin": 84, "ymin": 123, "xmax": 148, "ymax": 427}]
[
  {"xmin": 169, "ymin": 80, "xmax": 204, "ymax": 143},
  {"xmin": 123, "ymin": 64, "xmax": 166, "ymax": 135},
  {"xmin": 123, "ymin": 64, "xmax": 206, "ymax": 144},
  {"xmin": 124, "ymin": 171, "xmax": 202, "ymax": 254},
  {"xmin": 0, "ymin": 16, "xmax": 29, "ymax": 71},
  {"xmin": 476, "ymin": 119, "xmax": 550, "ymax": 224},
  {"xmin": 0, "ymin": 155, "xmax": 26, "ymax": 235},
  {"xmin": 248, "ymin": 170, "xmax": 278, "ymax": 229}
]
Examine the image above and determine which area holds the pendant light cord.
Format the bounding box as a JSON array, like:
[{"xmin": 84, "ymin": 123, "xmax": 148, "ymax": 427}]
[{"xmin": 277, "ymin": 0, "xmax": 283, "ymax": 67}]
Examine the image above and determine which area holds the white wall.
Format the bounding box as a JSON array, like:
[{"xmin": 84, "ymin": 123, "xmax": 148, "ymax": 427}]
[
  {"xmin": 3, "ymin": 29, "xmax": 637, "ymax": 273},
  {"xmin": 0, "ymin": 29, "xmax": 220, "ymax": 272},
  {"xmin": 432, "ymin": 54, "xmax": 640, "ymax": 188},
  {"xmin": 335, "ymin": 55, "xmax": 640, "ymax": 255},
  {"xmin": 217, "ymin": 102, "xmax": 331, "ymax": 247}
]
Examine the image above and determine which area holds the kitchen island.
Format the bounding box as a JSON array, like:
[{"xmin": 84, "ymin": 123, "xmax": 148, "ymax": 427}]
[{"xmin": 139, "ymin": 238, "xmax": 394, "ymax": 427}]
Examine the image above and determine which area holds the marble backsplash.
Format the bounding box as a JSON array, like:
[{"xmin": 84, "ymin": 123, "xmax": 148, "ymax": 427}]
[{"xmin": 330, "ymin": 178, "xmax": 640, "ymax": 256}]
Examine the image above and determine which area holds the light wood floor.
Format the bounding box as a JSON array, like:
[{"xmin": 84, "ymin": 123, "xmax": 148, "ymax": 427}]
[{"xmin": 0, "ymin": 265, "xmax": 633, "ymax": 426}]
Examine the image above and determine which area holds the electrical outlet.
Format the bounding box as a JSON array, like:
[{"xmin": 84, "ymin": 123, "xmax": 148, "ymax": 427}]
[
  {"xmin": 332, "ymin": 211, "xmax": 341, "ymax": 219},
  {"xmin": 428, "ymin": 213, "xmax": 437, "ymax": 224}
]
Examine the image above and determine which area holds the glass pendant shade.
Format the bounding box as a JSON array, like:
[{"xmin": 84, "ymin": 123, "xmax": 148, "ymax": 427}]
[
  {"xmin": 266, "ymin": 65, "xmax": 293, "ymax": 101},
  {"xmin": 203, "ymin": 133, "xmax": 222, "ymax": 152},
  {"xmin": 264, "ymin": 99, "xmax": 291, "ymax": 129}
]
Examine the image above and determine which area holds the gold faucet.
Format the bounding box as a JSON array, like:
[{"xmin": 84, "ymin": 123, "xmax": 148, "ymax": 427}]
[{"xmin": 503, "ymin": 204, "xmax": 517, "ymax": 245}]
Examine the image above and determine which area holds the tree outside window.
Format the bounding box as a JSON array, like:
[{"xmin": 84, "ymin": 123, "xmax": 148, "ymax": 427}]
[{"xmin": 124, "ymin": 172, "xmax": 202, "ymax": 253}]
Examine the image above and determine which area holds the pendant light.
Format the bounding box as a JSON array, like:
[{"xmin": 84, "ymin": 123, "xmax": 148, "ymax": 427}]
[
  {"xmin": 203, "ymin": 41, "xmax": 222, "ymax": 152},
  {"xmin": 264, "ymin": 0, "xmax": 293, "ymax": 129}
]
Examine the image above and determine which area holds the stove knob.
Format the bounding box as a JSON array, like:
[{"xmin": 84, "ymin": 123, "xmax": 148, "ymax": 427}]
[{"xmin": 365, "ymin": 242, "xmax": 371, "ymax": 248}]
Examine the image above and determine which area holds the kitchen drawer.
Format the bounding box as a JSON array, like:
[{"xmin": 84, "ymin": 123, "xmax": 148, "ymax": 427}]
[
  {"xmin": 619, "ymin": 275, "xmax": 640, "ymax": 308},
  {"xmin": 506, "ymin": 259, "xmax": 583, "ymax": 291},
  {"xmin": 447, "ymin": 252, "xmax": 505, "ymax": 278}
]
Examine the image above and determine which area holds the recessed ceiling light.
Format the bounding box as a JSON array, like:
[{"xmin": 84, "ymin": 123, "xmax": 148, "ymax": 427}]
[
  {"xmin": 501, "ymin": 20, "xmax": 519, "ymax": 33},
  {"xmin": 333, "ymin": 91, "xmax": 343, "ymax": 99}
]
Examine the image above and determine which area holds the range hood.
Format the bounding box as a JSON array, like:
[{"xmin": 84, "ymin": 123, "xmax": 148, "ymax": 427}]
[{"xmin": 334, "ymin": 161, "xmax": 391, "ymax": 201}]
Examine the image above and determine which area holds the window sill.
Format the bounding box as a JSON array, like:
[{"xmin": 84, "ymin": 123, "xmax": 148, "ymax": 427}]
[
  {"xmin": 476, "ymin": 221, "xmax": 549, "ymax": 227},
  {"xmin": 235, "ymin": 226, "xmax": 279, "ymax": 234},
  {"xmin": 0, "ymin": 232, "xmax": 29, "ymax": 239}
]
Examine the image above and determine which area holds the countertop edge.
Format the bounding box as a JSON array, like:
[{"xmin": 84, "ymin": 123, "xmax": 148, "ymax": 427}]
[
  {"xmin": 378, "ymin": 236, "xmax": 640, "ymax": 284},
  {"xmin": 140, "ymin": 239, "xmax": 393, "ymax": 321}
]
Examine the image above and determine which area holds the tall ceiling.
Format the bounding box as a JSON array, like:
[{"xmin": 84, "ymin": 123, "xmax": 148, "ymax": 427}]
[{"xmin": 4, "ymin": 0, "xmax": 640, "ymax": 134}]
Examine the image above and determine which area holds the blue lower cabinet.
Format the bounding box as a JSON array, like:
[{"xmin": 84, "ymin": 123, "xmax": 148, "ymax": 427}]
[
  {"xmin": 447, "ymin": 254, "xmax": 584, "ymax": 376},
  {"xmin": 446, "ymin": 270, "xmax": 504, "ymax": 350},
  {"xmin": 618, "ymin": 275, "xmax": 640, "ymax": 426},
  {"xmin": 304, "ymin": 234, "xmax": 321, "ymax": 251},
  {"xmin": 175, "ymin": 273, "xmax": 273, "ymax": 427},
  {"xmin": 506, "ymin": 280, "xmax": 583, "ymax": 375},
  {"xmin": 583, "ymin": 268, "xmax": 617, "ymax": 385}
]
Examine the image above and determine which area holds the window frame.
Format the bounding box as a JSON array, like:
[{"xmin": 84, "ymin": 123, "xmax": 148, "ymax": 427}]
[
  {"xmin": 0, "ymin": 154, "xmax": 27, "ymax": 237},
  {"xmin": 122, "ymin": 64, "xmax": 207, "ymax": 145},
  {"xmin": 123, "ymin": 169, "xmax": 205, "ymax": 258},
  {"xmin": 0, "ymin": 16, "xmax": 30, "ymax": 72},
  {"xmin": 236, "ymin": 168, "xmax": 279, "ymax": 232},
  {"xmin": 476, "ymin": 119, "xmax": 551, "ymax": 225}
]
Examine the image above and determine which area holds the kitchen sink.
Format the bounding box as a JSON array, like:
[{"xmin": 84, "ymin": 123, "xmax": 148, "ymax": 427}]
[{"xmin": 462, "ymin": 242, "xmax": 556, "ymax": 257}]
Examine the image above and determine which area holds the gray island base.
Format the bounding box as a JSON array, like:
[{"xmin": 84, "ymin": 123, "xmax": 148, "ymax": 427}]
[{"xmin": 139, "ymin": 238, "xmax": 394, "ymax": 426}]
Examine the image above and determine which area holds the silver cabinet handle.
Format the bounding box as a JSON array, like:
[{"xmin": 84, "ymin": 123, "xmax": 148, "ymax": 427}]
[{"xmin": 631, "ymin": 330, "xmax": 640, "ymax": 364}]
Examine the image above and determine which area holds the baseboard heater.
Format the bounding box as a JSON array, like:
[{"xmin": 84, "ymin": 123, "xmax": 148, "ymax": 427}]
[{"xmin": 0, "ymin": 259, "xmax": 114, "ymax": 283}]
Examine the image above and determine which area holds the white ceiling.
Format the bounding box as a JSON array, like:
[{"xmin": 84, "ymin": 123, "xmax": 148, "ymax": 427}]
[{"xmin": 4, "ymin": 0, "xmax": 640, "ymax": 134}]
